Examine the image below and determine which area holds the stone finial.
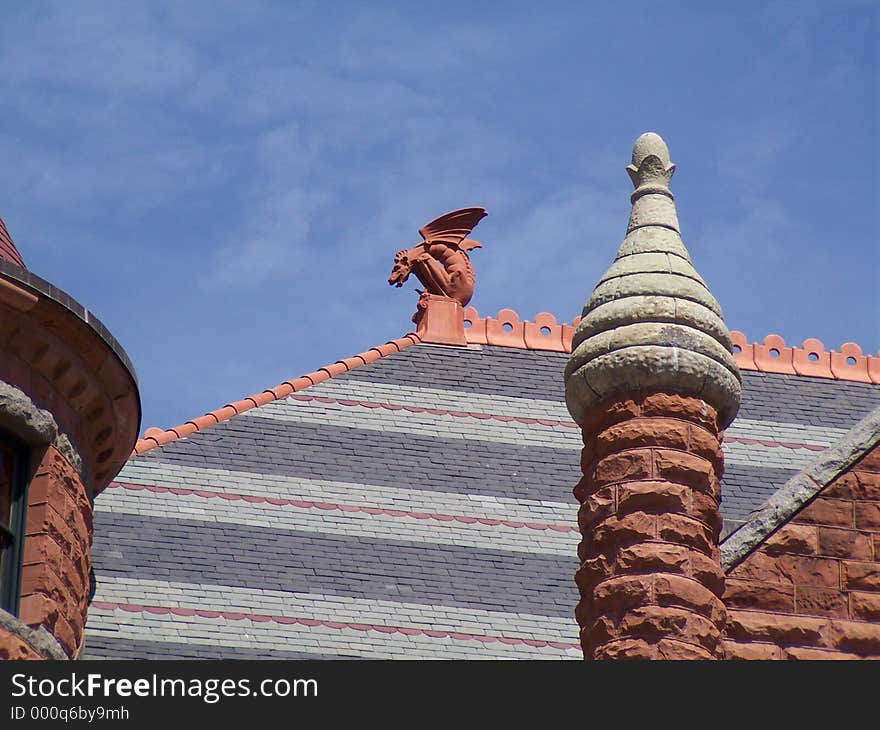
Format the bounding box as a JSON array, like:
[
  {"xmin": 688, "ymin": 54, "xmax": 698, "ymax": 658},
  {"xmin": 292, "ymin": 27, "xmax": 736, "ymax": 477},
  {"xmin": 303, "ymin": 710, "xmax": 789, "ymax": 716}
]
[
  {"xmin": 626, "ymin": 132, "xmax": 679, "ymax": 234},
  {"xmin": 628, "ymin": 132, "xmax": 675, "ymax": 190},
  {"xmin": 564, "ymin": 133, "xmax": 741, "ymax": 429}
]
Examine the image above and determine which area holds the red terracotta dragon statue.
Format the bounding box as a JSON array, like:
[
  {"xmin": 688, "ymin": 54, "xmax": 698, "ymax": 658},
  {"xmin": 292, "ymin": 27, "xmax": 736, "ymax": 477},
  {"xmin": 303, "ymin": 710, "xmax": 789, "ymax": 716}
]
[{"xmin": 387, "ymin": 207, "xmax": 487, "ymax": 310}]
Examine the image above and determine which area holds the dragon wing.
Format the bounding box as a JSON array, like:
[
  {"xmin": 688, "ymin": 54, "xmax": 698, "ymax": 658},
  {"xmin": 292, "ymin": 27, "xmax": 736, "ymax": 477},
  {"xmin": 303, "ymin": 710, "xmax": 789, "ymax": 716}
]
[{"xmin": 418, "ymin": 207, "xmax": 488, "ymax": 248}]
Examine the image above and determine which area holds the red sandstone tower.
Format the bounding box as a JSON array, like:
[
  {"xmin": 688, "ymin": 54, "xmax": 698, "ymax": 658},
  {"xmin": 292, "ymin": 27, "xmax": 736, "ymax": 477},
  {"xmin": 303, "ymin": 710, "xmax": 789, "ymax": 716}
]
[
  {"xmin": 0, "ymin": 217, "xmax": 140, "ymax": 659},
  {"xmin": 564, "ymin": 133, "xmax": 742, "ymax": 659}
]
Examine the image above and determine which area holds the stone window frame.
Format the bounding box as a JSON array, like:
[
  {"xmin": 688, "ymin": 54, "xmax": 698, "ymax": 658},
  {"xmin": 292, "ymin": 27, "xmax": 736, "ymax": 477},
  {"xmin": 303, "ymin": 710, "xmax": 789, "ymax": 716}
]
[{"xmin": 0, "ymin": 430, "xmax": 29, "ymax": 615}]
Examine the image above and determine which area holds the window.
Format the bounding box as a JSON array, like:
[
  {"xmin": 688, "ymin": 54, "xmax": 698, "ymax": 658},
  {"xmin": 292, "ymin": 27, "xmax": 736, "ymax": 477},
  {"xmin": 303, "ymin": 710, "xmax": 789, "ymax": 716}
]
[{"xmin": 0, "ymin": 435, "xmax": 28, "ymax": 615}]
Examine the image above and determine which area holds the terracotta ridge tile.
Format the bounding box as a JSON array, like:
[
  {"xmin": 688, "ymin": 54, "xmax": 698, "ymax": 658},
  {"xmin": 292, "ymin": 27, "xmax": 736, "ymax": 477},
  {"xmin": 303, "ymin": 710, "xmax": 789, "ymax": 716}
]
[
  {"xmin": 249, "ymin": 391, "xmax": 276, "ymax": 407},
  {"xmin": 130, "ymin": 332, "xmax": 421, "ymax": 457},
  {"xmin": 227, "ymin": 398, "xmax": 255, "ymax": 414},
  {"xmin": 266, "ymin": 384, "xmax": 293, "ymax": 400},
  {"xmin": 338, "ymin": 356, "xmax": 367, "ymax": 369},
  {"xmin": 318, "ymin": 363, "xmax": 349, "ymax": 378},
  {"xmin": 305, "ymin": 371, "xmax": 331, "ymax": 386},
  {"xmin": 358, "ymin": 349, "xmax": 383, "ymax": 365},
  {"xmin": 186, "ymin": 414, "xmax": 219, "ymax": 430},
  {"xmin": 371, "ymin": 343, "xmax": 400, "ymax": 356},
  {"xmin": 169, "ymin": 423, "xmax": 198, "ymax": 439},
  {"xmin": 211, "ymin": 405, "xmax": 238, "ymax": 422}
]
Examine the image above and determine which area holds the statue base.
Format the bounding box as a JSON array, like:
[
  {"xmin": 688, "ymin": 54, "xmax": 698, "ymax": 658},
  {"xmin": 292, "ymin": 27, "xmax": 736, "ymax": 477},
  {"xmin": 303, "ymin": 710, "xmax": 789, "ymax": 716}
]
[{"xmin": 413, "ymin": 293, "xmax": 467, "ymax": 346}]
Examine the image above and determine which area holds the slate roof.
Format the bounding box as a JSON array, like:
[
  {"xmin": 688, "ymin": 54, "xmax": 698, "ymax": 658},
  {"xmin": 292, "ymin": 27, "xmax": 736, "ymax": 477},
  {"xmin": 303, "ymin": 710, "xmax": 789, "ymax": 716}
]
[{"xmin": 82, "ymin": 335, "xmax": 880, "ymax": 659}]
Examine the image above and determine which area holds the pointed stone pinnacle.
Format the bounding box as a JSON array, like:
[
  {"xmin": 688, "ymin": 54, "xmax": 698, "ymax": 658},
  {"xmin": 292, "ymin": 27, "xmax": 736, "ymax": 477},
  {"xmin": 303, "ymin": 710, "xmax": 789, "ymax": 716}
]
[{"xmin": 564, "ymin": 133, "xmax": 742, "ymax": 429}]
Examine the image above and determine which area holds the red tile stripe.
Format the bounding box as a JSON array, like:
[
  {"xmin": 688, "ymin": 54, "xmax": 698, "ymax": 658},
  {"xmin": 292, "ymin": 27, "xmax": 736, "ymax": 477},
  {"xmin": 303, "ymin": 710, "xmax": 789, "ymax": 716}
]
[
  {"xmin": 132, "ymin": 333, "xmax": 422, "ymax": 456},
  {"xmin": 288, "ymin": 393, "xmax": 581, "ymax": 428},
  {"xmin": 89, "ymin": 600, "xmax": 579, "ymax": 651},
  {"xmin": 106, "ymin": 480, "xmax": 578, "ymax": 533},
  {"xmin": 723, "ymin": 436, "xmax": 826, "ymax": 452},
  {"xmin": 283, "ymin": 394, "xmax": 830, "ymax": 453}
]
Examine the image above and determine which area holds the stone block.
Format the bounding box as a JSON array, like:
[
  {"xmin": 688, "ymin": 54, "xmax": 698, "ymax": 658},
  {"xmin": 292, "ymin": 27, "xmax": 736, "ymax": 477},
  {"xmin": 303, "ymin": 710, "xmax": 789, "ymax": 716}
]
[
  {"xmin": 618, "ymin": 481, "xmax": 689, "ymax": 515},
  {"xmin": 724, "ymin": 611, "xmax": 827, "ymax": 648},
  {"xmin": 795, "ymin": 498, "xmax": 854, "ymax": 528},
  {"xmin": 654, "ymin": 449, "xmax": 714, "ymax": 493},
  {"xmin": 817, "ymin": 527, "xmax": 872, "ymax": 560},
  {"xmin": 829, "ymin": 619, "xmax": 880, "ymax": 656},
  {"xmin": 763, "ymin": 524, "xmax": 818, "ymax": 557},
  {"xmin": 723, "ymin": 578, "xmax": 795, "ymax": 613},
  {"xmin": 616, "ymin": 542, "xmax": 689, "ymax": 576},
  {"xmin": 851, "ymin": 592, "xmax": 880, "ymax": 621},
  {"xmin": 591, "ymin": 450, "xmax": 653, "ymax": 487},
  {"xmin": 794, "ymin": 587, "xmax": 848, "ymax": 618},
  {"xmin": 842, "ymin": 561, "xmax": 880, "ymax": 592}
]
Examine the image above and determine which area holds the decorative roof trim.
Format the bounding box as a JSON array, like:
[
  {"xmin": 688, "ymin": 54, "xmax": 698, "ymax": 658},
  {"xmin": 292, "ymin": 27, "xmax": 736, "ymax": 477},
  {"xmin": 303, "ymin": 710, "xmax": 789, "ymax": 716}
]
[
  {"xmin": 728, "ymin": 332, "xmax": 877, "ymax": 383},
  {"xmin": 463, "ymin": 307, "xmax": 582, "ymax": 353},
  {"xmin": 131, "ymin": 333, "xmax": 422, "ymax": 457},
  {"xmin": 720, "ymin": 404, "xmax": 880, "ymax": 572},
  {"xmin": 130, "ymin": 310, "xmax": 878, "ymax": 455},
  {"xmin": 461, "ymin": 306, "xmax": 880, "ymax": 384}
]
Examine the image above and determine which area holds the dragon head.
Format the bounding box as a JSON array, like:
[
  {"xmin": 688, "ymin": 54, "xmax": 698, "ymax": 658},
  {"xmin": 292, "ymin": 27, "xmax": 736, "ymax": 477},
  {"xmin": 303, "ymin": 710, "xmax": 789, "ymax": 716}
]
[{"xmin": 387, "ymin": 249, "xmax": 413, "ymax": 287}]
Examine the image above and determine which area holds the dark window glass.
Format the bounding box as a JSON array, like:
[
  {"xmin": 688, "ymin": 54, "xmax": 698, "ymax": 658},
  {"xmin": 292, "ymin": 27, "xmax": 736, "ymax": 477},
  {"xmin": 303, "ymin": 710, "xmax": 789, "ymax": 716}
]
[{"xmin": 0, "ymin": 436, "xmax": 27, "ymax": 614}]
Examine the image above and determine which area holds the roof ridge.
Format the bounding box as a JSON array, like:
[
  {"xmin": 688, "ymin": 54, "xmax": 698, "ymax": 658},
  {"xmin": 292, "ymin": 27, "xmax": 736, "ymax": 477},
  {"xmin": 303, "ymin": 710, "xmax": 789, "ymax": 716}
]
[
  {"xmin": 720, "ymin": 404, "xmax": 880, "ymax": 571},
  {"xmin": 461, "ymin": 305, "xmax": 880, "ymax": 384},
  {"xmin": 131, "ymin": 310, "xmax": 879, "ymax": 457},
  {"xmin": 131, "ymin": 332, "xmax": 422, "ymax": 457}
]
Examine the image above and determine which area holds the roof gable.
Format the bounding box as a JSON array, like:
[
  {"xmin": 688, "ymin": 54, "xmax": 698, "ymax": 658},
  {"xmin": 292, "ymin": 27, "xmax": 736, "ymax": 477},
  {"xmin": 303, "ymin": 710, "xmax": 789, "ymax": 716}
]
[{"xmin": 721, "ymin": 404, "xmax": 880, "ymax": 571}]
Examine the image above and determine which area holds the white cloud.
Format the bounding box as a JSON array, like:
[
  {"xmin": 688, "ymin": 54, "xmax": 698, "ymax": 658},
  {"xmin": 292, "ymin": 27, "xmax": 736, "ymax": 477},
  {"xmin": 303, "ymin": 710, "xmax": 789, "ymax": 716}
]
[{"xmin": 198, "ymin": 187, "xmax": 329, "ymax": 291}]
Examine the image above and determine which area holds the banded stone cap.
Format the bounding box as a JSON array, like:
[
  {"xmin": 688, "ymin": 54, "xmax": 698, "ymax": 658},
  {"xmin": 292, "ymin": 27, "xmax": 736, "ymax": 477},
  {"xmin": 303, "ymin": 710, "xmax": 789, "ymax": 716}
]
[{"xmin": 564, "ymin": 133, "xmax": 741, "ymax": 429}]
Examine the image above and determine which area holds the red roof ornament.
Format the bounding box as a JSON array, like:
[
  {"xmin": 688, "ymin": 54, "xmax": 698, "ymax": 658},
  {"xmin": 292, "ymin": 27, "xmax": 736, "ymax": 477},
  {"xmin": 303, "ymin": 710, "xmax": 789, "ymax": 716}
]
[{"xmin": 387, "ymin": 207, "xmax": 487, "ymax": 308}]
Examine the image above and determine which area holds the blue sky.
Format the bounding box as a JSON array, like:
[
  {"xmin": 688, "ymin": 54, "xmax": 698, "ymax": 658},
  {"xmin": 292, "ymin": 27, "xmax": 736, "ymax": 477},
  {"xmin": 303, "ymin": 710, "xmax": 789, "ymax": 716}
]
[{"xmin": 0, "ymin": 0, "xmax": 876, "ymax": 433}]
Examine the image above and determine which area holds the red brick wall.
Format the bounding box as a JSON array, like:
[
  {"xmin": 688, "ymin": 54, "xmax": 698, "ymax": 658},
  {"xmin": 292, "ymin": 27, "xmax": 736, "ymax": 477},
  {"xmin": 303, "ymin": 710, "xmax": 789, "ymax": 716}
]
[
  {"xmin": 722, "ymin": 444, "xmax": 880, "ymax": 659},
  {"xmin": 17, "ymin": 445, "xmax": 92, "ymax": 658},
  {"xmin": 575, "ymin": 392, "xmax": 727, "ymax": 659}
]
